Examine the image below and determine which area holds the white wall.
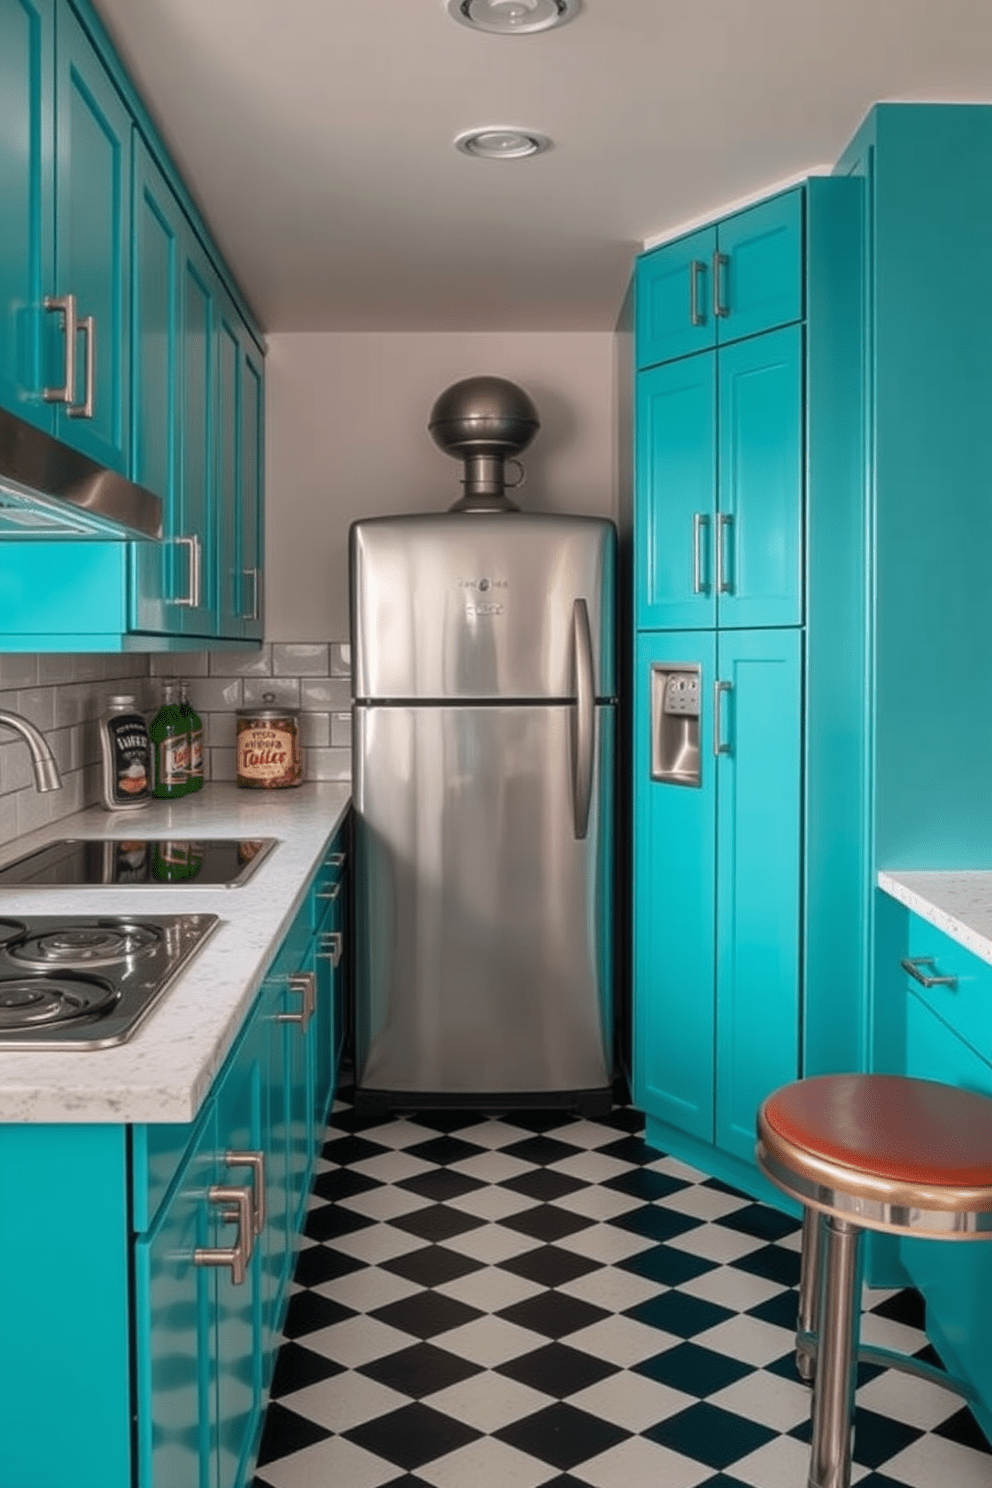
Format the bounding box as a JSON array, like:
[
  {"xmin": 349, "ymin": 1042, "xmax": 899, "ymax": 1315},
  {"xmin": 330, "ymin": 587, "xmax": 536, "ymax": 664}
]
[{"xmin": 264, "ymin": 331, "xmax": 617, "ymax": 641}]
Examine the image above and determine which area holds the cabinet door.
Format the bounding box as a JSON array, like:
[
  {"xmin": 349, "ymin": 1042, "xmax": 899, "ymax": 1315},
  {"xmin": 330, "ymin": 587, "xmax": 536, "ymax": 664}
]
[
  {"xmin": 714, "ymin": 628, "xmax": 801, "ymax": 1162},
  {"xmin": 54, "ymin": 2, "xmax": 131, "ymax": 472},
  {"xmin": 131, "ymin": 134, "xmax": 181, "ymax": 634},
  {"xmin": 636, "ymin": 225, "xmax": 716, "ymax": 368},
  {"xmin": 715, "ymin": 189, "xmax": 803, "ymax": 345},
  {"xmin": 632, "ymin": 630, "xmax": 717, "ymax": 1141},
  {"xmin": 134, "ymin": 1107, "xmax": 217, "ymax": 1488},
  {"xmin": 176, "ymin": 225, "xmax": 219, "ymax": 636},
  {"xmin": 213, "ymin": 1016, "xmax": 265, "ymax": 1488},
  {"xmin": 215, "ymin": 292, "xmax": 241, "ymax": 638},
  {"xmin": 716, "ymin": 324, "xmax": 803, "ymax": 629},
  {"xmin": 239, "ymin": 332, "xmax": 265, "ymax": 641},
  {"xmin": 635, "ymin": 352, "xmax": 716, "ymax": 629},
  {"xmin": 0, "ymin": 0, "xmax": 54, "ymax": 432}
]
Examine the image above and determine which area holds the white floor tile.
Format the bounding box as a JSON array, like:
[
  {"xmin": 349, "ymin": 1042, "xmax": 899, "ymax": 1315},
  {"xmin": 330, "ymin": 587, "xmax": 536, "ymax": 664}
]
[
  {"xmin": 452, "ymin": 1119, "xmax": 544, "ymax": 1150},
  {"xmin": 255, "ymin": 1434, "xmax": 399, "ymax": 1488},
  {"xmin": 554, "ymin": 1184, "xmax": 644, "ymax": 1221},
  {"xmin": 566, "ymin": 1313, "xmax": 679, "ymax": 1367},
  {"xmin": 554, "ymin": 1118, "xmax": 629, "ymax": 1150},
  {"xmin": 446, "ymin": 1185, "xmax": 539, "ymax": 1222},
  {"xmin": 858, "ymin": 1312, "xmax": 929, "ymax": 1357},
  {"xmin": 547, "ymin": 1150, "xmax": 633, "ymax": 1183},
  {"xmin": 441, "ymin": 1222, "xmax": 541, "ymax": 1265},
  {"xmin": 279, "ymin": 1371, "xmax": 408, "ymax": 1432},
  {"xmin": 707, "ymin": 1366, "xmax": 813, "ymax": 1432},
  {"xmin": 666, "ymin": 1222, "xmax": 764, "ymax": 1264},
  {"xmin": 315, "ymin": 1264, "xmax": 421, "ymax": 1313},
  {"xmin": 432, "ymin": 1313, "xmax": 547, "ymax": 1367},
  {"xmin": 337, "ymin": 1185, "xmax": 434, "ymax": 1221},
  {"xmin": 645, "ymin": 1154, "xmax": 710, "ymax": 1183},
  {"xmin": 358, "ymin": 1117, "xmax": 439, "ymax": 1149},
  {"xmin": 425, "ymin": 1369, "xmax": 553, "ymax": 1432},
  {"xmin": 418, "ymin": 1435, "xmax": 556, "ymax": 1488},
  {"xmin": 555, "ymin": 1221, "xmax": 655, "ymax": 1264},
  {"xmin": 450, "ymin": 1150, "xmax": 535, "ymax": 1184},
  {"xmin": 657, "ymin": 1185, "xmax": 754, "ymax": 1221},
  {"xmin": 677, "ymin": 1262, "xmax": 786, "ymax": 1312},
  {"xmin": 727, "ymin": 1431, "xmax": 813, "ymax": 1488},
  {"xmin": 331, "ymin": 1222, "xmax": 429, "ymax": 1264},
  {"xmin": 348, "ymin": 1149, "xmax": 437, "ymax": 1183},
  {"xmin": 877, "ymin": 1430, "xmax": 992, "ymax": 1487},
  {"xmin": 556, "ymin": 1263, "xmax": 661, "ymax": 1314},
  {"xmin": 301, "ymin": 1314, "xmax": 415, "ymax": 1368},
  {"xmin": 856, "ymin": 1365, "xmax": 968, "ymax": 1431},
  {"xmin": 570, "ymin": 1370, "xmax": 696, "ymax": 1431},
  {"xmin": 578, "ymin": 1434, "xmax": 714, "ymax": 1488},
  {"xmin": 693, "ymin": 1313, "xmax": 795, "ymax": 1367},
  {"xmin": 435, "ymin": 1264, "xmax": 544, "ymax": 1313}
]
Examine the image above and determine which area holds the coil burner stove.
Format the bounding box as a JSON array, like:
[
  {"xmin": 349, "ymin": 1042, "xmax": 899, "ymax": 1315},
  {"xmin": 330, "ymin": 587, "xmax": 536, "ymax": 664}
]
[{"xmin": 0, "ymin": 913, "xmax": 218, "ymax": 1050}]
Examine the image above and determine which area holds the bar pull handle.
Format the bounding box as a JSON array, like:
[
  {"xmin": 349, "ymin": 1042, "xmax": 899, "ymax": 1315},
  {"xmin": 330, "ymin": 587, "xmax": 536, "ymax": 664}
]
[
  {"xmin": 713, "ymin": 679, "xmax": 732, "ymax": 756},
  {"xmin": 225, "ymin": 1149, "xmax": 266, "ymax": 1236},
  {"xmin": 716, "ymin": 513, "xmax": 733, "ymax": 594},
  {"xmin": 570, "ymin": 598, "xmax": 595, "ymax": 840},
  {"xmin": 43, "ymin": 294, "xmax": 78, "ymax": 406},
  {"xmin": 689, "ymin": 260, "xmax": 706, "ymax": 327},
  {"xmin": 193, "ymin": 1184, "xmax": 253, "ymax": 1286},
  {"xmin": 277, "ymin": 970, "xmax": 316, "ymax": 1034},
  {"xmin": 67, "ymin": 314, "xmax": 94, "ymax": 419},
  {"xmin": 900, "ymin": 956, "xmax": 958, "ymax": 990},
  {"xmin": 712, "ymin": 251, "xmax": 730, "ymax": 318},
  {"xmin": 324, "ymin": 852, "xmax": 346, "ymax": 869},
  {"xmin": 692, "ymin": 512, "xmax": 709, "ymax": 595},
  {"xmin": 318, "ymin": 931, "xmax": 344, "ymax": 969},
  {"xmin": 243, "ymin": 567, "xmax": 260, "ymax": 621},
  {"xmin": 316, "ymin": 882, "xmax": 341, "ymax": 901},
  {"xmin": 172, "ymin": 534, "xmax": 202, "ymax": 608}
]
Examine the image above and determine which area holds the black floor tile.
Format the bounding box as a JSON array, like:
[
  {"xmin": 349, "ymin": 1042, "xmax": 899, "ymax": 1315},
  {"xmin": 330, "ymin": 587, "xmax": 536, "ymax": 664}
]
[
  {"xmin": 612, "ymin": 1203, "xmax": 701, "ymax": 1242},
  {"xmin": 933, "ymin": 1404, "xmax": 992, "ymax": 1452},
  {"xmin": 344, "ymin": 1401, "xmax": 481, "ymax": 1470},
  {"xmin": 503, "ymin": 1167, "xmax": 586, "ymax": 1202},
  {"xmin": 647, "ymin": 1400, "xmax": 776, "ymax": 1470},
  {"xmin": 281, "ymin": 1287, "xmax": 356, "ymax": 1338},
  {"xmin": 496, "ymin": 1339, "xmax": 618, "ymax": 1398},
  {"xmin": 310, "ymin": 1164, "xmax": 382, "ymax": 1202},
  {"xmin": 321, "ymin": 1132, "xmax": 392, "ymax": 1165},
  {"xmin": 303, "ymin": 1199, "xmax": 375, "ymax": 1242},
  {"xmin": 390, "ymin": 1202, "xmax": 486, "ymax": 1243},
  {"xmin": 499, "ymin": 1242, "xmax": 600, "ymax": 1288},
  {"xmin": 495, "ymin": 1401, "xmax": 630, "ymax": 1470},
  {"xmin": 404, "ymin": 1133, "xmax": 492, "ymax": 1166},
  {"xmin": 381, "ymin": 1242, "xmax": 486, "ymax": 1288},
  {"xmin": 714, "ymin": 1201, "xmax": 799, "ymax": 1242},
  {"xmin": 395, "ymin": 1167, "xmax": 486, "ymax": 1202},
  {"xmin": 268, "ymin": 1341, "xmax": 346, "ymax": 1399},
  {"xmin": 291, "ymin": 1242, "xmax": 367, "ymax": 1289},
  {"xmin": 370, "ymin": 1289, "xmax": 484, "ymax": 1340},
  {"xmin": 745, "ymin": 1287, "xmax": 798, "ymax": 1330},
  {"xmin": 625, "ymin": 1289, "xmax": 734, "ymax": 1338},
  {"xmin": 503, "ymin": 1134, "xmax": 588, "ymax": 1166},
  {"xmin": 602, "ymin": 1166, "xmax": 688, "ymax": 1201},
  {"xmin": 255, "ymin": 1402, "xmax": 332, "ymax": 1464},
  {"xmin": 501, "ymin": 1202, "xmax": 594, "ymax": 1243},
  {"xmin": 634, "ymin": 1340, "xmax": 753, "ymax": 1397},
  {"xmin": 357, "ymin": 1340, "xmax": 483, "ymax": 1399},
  {"xmin": 496, "ymin": 1289, "xmax": 609, "ymax": 1340},
  {"xmin": 731, "ymin": 1240, "xmax": 801, "ymax": 1288},
  {"xmin": 619, "ymin": 1240, "xmax": 714, "ymax": 1287},
  {"xmin": 868, "ymin": 1286, "xmax": 927, "ymax": 1329}
]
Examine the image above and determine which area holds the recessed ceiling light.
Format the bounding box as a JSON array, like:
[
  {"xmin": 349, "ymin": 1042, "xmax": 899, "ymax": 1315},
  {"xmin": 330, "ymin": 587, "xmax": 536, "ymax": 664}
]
[
  {"xmin": 446, "ymin": 0, "xmax": 577, "ymax": 35},
  {"xmin": 454, "ymin": 127, "xmax": 552, "ymax": 159}
]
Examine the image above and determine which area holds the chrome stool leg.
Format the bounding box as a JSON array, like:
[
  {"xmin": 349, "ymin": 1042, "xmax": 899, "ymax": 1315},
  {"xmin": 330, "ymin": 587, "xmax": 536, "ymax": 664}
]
[
  {"xmin": 809, "ymin": 1216, "xmax": 863, "ymax": 1488},
  {"xmin": 796, "ymin": 1206, "xmax": 823, "ymax": 1382}
]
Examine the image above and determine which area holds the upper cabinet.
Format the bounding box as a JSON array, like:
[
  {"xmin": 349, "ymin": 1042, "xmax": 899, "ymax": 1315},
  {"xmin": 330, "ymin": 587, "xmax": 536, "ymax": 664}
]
[
  {"xmin": 0, "ymin": 0, "xmax": 265, "ymax": 652},
  {"xmin": 635, "ymin": 189, "xmax": 803, "ymax": 369}
]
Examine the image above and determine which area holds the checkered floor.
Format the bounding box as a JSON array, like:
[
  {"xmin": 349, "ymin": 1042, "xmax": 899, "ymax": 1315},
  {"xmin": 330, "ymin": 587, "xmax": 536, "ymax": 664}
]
[{"xmin": 252, "ymin": 1086, "xmax": 992, "ymax": 1488}]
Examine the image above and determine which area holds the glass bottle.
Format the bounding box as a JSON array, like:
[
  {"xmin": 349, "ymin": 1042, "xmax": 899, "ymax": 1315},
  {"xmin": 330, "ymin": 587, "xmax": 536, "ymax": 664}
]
[
  {"xmin": 98, "ymin": 695, "xmax": 152, "ymax": 811},
  {"xmin": 179, "ymin": 680, "xmax": 204, "ymax": 793},
  {"xmin": 150, "ymin": 681, "xmax": 189, "ymax": 798}
]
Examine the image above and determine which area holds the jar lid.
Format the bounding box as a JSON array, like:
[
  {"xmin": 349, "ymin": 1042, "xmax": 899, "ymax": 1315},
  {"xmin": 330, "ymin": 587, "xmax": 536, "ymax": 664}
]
[
  {"xmin": 106, "ymin": 695, "xmax": 137, "ymax": 707},
  {"xmin": 238, "ymin": 706, "xmax": 300, "ymax": 720}
]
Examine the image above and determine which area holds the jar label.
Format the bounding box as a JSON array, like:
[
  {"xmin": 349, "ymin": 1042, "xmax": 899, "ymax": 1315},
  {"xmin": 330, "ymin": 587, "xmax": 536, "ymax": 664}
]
[
  {"xmin": 108, "ymin": 714, "xmax": 151, "ymax": 803},
  {"xmin": 236, "ymin": 720, "xmax": 301, "ymax": 787}
]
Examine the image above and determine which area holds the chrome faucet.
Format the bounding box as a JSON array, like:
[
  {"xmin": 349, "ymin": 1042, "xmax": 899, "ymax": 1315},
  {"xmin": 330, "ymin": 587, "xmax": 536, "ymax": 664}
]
[{"xmin": 0, "ymin": 709, "xmax": 62, "ymax": 792}]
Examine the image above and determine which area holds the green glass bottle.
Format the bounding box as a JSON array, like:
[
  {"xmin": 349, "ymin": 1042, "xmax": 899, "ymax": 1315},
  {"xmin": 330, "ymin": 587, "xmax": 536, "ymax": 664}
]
[
  {"xmin": 179, "ymin": 680, "xmax": 204, "ymax": 793},
  {"xmin": 150, "ymin": 681, "xmax": 189, "ymax": 798}
]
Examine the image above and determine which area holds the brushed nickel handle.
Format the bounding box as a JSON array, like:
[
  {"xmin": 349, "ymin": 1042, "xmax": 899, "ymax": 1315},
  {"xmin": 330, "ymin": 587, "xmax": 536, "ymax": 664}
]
[
  {"xmin": 712, "ymin": 250, "xmax": 730, "ymax": 318},
  {"xmin": 901, "ymin": 956, "xmax": 958, "ymax": 990},
  {"xmin": 692, "ymin": 512, "xmax": 709, "ymax": 595},
  {"xmin": 570, "ymin": 598, "xmax": 595, "ymax": 841},
  {"xmin": 194, "ymin": 1184, "xmax": 253, "ymax": 1286},
  {"xmin": 172, "ymin": 534, "xmax": 202, "ymax": 608},
  {"xmin": 67, "ymin": 314, "xmax": 94, "ymax": 418},
  {"xmin": 713, "ymin": 679, "xmax": 732, "ymax": 756},
  {"xmin": 324, "ymin": 852, "xmax": 346, "ymax": 869},
  {"xmin": 43, "ymin": 294, "xmax": 78, "ymax": 405},
  {"xmin": 318, "ymin": 931, "xmax": 344, "ymax": 969},
  {"xmin": 689, "ymin": 259, "xmax": 706, "ymax": 327},
  {"xmin": 243, "ymin": 567, "xmax": 260, "ymax": 621},
  {"xmin": 277, "ymin": 970, "xmax": 316, "ymax": 1033},
  {"xmin": 716, "ymin": 513, "xmax": 732, "ymax": 594},
  {"xmin": 225, "ymin": 1149, "xmax": 266, "ymax": 1236},
  {"xmin": 316, "ymin": 882, "xmax": 341, "ymax": 901}
]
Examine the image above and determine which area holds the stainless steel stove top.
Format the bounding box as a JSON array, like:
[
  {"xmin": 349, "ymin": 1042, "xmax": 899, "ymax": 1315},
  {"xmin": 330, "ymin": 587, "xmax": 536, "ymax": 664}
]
[{"xmin": 0, "ymin": 913, "xmax": 219, "ymax": 1050}]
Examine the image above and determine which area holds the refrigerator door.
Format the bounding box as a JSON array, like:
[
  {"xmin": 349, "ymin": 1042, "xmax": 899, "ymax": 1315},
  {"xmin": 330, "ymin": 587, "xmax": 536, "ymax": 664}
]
[
  {"xmin": 350, "ymin": 512, "xmax": 616, "ymax": 702},
  {"xmin": 353, "ymin": 701, "xmax": 615, "ymax": 1095}
]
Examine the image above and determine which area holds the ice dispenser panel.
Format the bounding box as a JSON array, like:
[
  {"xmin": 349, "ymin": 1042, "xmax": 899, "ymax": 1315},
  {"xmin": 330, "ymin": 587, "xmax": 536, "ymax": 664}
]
[{"xmin": 650, "ymin": 663, "xmax": 701, "ymax": 786}]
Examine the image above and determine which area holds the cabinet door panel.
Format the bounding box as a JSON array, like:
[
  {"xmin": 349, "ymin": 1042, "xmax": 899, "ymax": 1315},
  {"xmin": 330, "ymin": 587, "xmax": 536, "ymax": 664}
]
[
  {"xmin": 55, "ymin": 3, "xmax": 130, "ymax": 471},
  {"xmin": 240, "ymin": 334, "xmax": 265, "ymax": 640},
  {"xmin": 178, "ymin": 230, "xmax": 217, "ymax": 635},
  {"xmin": 635, "ymin": 353, "xmax": 716, "ymax": 629},
  {"xmin": 714, "ymin": 629, "xmax": 801, "ymax": 1162},
  {"xmin": 215, "ymin": 296, "xmax": 241, "ymax": 638},
  {"xmin": 0, "ymin": 0, "xmax": 54, "ymax": 431},
  {"xmin": 632, "ymin": 631, "xmax": 717, "ymax": 1141},
  {"xmin": 716, "ymin": 189, "xmax": 803, "ymax": 344},
  {"xmin": 717, "ymin": 324, "xmax": 803, "ymax": 628},
  {"xmin": 636, "ymin": 226, "xmax": 716, "ymax": 368}
]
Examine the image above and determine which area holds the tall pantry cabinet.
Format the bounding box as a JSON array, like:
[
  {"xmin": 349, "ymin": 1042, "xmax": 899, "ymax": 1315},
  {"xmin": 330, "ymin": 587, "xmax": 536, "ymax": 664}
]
[{"xmin": 631, "ymin": 179, "xmax": 866, "ymax": 1195}]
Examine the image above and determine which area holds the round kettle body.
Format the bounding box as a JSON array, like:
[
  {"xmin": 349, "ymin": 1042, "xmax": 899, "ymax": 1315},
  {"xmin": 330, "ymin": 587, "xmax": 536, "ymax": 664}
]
[{"xmin": 428, "ymin": 376, "xmax": 540, "ymax": 511}]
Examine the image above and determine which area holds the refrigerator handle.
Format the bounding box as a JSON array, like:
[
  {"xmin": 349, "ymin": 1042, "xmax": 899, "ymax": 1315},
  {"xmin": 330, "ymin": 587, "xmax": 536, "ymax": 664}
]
[{"xmin": 570, "ymin": 598, "xmax": 595, "ymax": 840}]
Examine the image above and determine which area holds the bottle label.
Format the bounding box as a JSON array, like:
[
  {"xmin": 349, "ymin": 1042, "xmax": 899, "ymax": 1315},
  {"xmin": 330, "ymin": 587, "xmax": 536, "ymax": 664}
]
[
  {"xmin": 189, "ymin": 727, "xmax": 204, "ymax": 777},
  {"xmin": 158, "ymin": 734, "xmax": 189, "ymax": 786},
  {"xmin": 108, "ymin": 715, "xmax": 151, "ymax": 804}
]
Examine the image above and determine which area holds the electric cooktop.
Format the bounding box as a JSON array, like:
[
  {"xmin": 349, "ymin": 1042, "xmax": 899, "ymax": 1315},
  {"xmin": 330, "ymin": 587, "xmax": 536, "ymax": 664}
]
[{"xmin": 0, "ymin": 837, "xmax": 276, "ymax": 888}]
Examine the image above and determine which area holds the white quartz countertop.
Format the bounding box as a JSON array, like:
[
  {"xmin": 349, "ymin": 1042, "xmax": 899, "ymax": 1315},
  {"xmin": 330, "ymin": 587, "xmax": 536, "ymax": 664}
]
[
  {"xmin": 0, "ymin": 783, "xmax": 350, "ymax": 1123},
  {"xmin": 878, "ymin": 870, "xmax": 992, "ymax": 968}
]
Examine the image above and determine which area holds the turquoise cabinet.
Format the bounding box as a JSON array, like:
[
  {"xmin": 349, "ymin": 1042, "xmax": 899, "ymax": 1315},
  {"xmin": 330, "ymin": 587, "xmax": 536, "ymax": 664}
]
[
  {"xmin": 216, "ymin": 289, "xmax": 265, "ymax": 641},
  {"xmin": 635, "ymin": 323, "xmax": 802, "ymax": 630},
  {"xmin": 312, "ymin": 831, "xmax": 349, "ymax": 1132},
  {"xmin": 632, "ymin": 629, "xmax": 801, "ymax": 1164},
  {"xmin": 636, "ymin": 188, "xmax": 803, "ymax": 369},
  {"xmin": 0, "ymin": 0, "xmax": 54, "ymax": 432}
]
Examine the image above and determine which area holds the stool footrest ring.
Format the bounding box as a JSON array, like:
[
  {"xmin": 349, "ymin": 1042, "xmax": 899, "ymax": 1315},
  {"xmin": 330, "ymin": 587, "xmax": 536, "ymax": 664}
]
[{"xmin": 796, "ymin": 1329, "xmax": 978, "ymax": 1405}]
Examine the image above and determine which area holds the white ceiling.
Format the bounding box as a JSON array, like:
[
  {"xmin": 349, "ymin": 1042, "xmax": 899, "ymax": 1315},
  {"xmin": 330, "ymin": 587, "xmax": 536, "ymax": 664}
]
[{"xmin": 93, "ymin": 0, "xmax": 992, "ymax": 334}]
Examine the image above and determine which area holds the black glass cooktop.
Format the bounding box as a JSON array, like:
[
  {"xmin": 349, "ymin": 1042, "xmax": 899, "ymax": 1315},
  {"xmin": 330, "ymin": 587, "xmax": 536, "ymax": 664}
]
[{"xmin": 0, "ymin": 837, "xmax": 276, "ymax": 888}]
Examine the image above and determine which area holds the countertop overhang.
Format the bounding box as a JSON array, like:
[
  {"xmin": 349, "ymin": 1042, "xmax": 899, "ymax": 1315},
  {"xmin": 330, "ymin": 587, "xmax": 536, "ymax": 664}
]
[
  {"xmin": 878, "ymin": 870, "xmax": 992, "ymax": 967},
  {"xmin": 0, "ymin": 782, "xmax": 350, "ymax": 1124}
]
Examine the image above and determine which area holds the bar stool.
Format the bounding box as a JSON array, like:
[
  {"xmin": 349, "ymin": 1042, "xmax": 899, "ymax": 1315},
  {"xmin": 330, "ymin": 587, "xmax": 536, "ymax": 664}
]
[{"xmin": 756, "ymin": 1073, "xmax": 992, "ymax": 1488}]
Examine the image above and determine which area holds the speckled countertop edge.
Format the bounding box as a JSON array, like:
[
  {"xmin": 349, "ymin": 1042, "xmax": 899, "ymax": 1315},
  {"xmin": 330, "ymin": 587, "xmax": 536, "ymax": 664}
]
[
  {"xmin": 878, "ymin": 870, "xmax": 992, "ymax": 968},
  {"xmin": 0, "ymin": 782, "xmax": 350, "ymax": 1123}
]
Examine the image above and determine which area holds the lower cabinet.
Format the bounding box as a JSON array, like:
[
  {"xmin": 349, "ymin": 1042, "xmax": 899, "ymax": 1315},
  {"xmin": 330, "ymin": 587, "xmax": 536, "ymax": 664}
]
[
  {"xmin": 632, "ymin": 627, "xmax": 802, "ymax": 1181},
  {"xmin": 0, "ymin": 820, "xmax": 349, "ymax": 1488}
]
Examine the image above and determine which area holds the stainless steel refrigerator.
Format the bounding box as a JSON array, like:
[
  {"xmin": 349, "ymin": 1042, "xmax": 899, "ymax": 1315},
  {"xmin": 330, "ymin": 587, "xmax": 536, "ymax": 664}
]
[{"xmin": 350, "ymin": 510, "xmax": 617, "ymax": 1112}]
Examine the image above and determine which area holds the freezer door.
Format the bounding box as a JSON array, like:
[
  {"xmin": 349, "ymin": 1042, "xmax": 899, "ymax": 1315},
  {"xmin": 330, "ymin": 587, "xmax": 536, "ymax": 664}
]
[
  {"xmin": 353, "ymin": 702, "xmax": 615, "ymax": 1095},
  {"xmin": 350, "ymin": 512, "xmax": 616, "ymax": 701}
]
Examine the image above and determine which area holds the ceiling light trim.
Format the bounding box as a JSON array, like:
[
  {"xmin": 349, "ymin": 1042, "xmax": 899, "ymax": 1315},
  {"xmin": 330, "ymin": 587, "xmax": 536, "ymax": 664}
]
[
  {"xmin": 445, "ymin": 0, "xmax": 577, "ymax": 36},
  {"xmin": 454, "ymin": 127, "xmax": 552, "ymax": 159}
]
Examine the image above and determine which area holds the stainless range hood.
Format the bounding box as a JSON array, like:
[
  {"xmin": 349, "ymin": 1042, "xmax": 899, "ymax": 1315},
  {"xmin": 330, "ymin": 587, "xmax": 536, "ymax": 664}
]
[{"xmin": 0, "ymin": 405, "xmax": 162, "ymax": 540}]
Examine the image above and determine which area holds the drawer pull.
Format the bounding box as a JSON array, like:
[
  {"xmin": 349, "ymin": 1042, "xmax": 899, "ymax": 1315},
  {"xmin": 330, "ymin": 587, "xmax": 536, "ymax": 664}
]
[
  {"xmin": 194, "ymin": 1184, "xmax": 253, "ymax": 1285},
  {"xmin": 277, "ymin": 971, "xmax": 316, "ymax": 1033},
  {"xmin": 225, "ymin": 1149, "xmax": 266, "ymax": 1236},
  {"xmin": 316, "ymin": 882, "xmax": 341, "ymax": 901},
  {"xmin": 324, "ymin": 852, "xmax": 346, "ymax": 869},
  {"xmin": 318, "ymin": 931, "xmax": 344, "ymax": 969},
  {"xmin": 901, "ymin": 956, "xmax": 957, "ymax": 990}
]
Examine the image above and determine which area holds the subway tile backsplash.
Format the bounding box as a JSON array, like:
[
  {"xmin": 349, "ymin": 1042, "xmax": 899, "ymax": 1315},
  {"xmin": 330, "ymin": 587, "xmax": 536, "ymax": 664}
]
[{"xmin": 0, "ymin": 641, "xmax": 353, "ymax": 843}]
